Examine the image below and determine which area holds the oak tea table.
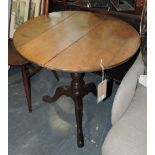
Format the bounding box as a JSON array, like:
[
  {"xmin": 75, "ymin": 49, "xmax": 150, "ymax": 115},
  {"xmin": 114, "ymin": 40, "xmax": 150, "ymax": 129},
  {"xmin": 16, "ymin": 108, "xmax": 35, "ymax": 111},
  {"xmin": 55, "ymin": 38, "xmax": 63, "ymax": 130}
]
[{"xmin": 13, "ymin": 11, "xmax": 140, "ymax": 147}]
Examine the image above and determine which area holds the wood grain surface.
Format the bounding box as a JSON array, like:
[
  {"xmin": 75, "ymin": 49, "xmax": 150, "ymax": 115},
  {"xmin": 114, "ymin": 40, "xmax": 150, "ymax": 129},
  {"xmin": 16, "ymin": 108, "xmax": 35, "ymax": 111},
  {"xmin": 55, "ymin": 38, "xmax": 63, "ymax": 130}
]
[{"xmin": 13, "ymin": 11, "xmax": 140, "ymax": 72}]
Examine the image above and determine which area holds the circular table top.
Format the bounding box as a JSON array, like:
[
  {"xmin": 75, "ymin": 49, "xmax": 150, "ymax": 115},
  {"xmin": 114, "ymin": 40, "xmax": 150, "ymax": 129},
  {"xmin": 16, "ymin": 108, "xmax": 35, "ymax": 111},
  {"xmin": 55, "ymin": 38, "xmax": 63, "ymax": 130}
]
[{"xmin": 13, "ymin": 11, "xmax": 140, "ymax": 72}]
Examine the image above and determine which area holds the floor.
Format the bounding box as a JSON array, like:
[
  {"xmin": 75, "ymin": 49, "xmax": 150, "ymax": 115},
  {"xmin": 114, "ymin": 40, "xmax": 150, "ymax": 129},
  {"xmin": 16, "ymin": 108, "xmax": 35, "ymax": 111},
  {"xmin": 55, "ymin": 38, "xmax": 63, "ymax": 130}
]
[{"xmin": 8, "ymin": 67, "xmax": 118, "ymax": 155}]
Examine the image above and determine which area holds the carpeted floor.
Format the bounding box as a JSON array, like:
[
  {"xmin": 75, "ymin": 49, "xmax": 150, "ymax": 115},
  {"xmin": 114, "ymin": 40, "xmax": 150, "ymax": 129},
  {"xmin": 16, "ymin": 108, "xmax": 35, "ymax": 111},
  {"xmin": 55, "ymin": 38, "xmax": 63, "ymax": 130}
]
[{"xmin": 8, "ymin": 67, "xmax": 118, "ymax": 155}]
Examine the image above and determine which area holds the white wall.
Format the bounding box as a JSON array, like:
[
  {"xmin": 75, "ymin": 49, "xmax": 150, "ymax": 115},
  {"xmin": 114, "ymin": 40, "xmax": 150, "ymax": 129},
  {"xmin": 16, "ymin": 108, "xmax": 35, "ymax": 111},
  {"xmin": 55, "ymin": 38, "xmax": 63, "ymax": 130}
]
[
  {"xmin": 8, "ymin": 0, "xmax": 11, "ymax": 70},
  {"xmin": 8, "ymin": 0, "xmax": 11, "ymax": 21}
]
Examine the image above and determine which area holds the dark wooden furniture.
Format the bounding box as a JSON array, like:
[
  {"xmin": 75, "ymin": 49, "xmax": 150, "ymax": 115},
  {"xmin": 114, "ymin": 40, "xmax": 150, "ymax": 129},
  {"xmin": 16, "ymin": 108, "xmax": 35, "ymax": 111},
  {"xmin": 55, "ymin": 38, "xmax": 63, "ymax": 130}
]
[
  {"xmin": 13, "ymin": 11, "xmax": 140, "ymax": 147},
  {"xmin": 110, "ymin": 0, "xmax": 136, "ymax": 11},
  {"xmin": 104, "ymin": 2, "xmax": 145, "ymax": 82},
  {"xmin": 8, "ymin": 0, "xmax": 59, "ymax": 112}
]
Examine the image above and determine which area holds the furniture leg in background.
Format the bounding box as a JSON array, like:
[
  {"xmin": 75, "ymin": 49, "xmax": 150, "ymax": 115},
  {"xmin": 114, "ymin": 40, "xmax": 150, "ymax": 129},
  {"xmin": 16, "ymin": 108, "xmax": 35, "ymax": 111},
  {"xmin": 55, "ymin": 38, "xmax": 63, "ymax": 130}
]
[{"xmin": 8, "ymin": 39, "xmax": 59, "ymax": 112}]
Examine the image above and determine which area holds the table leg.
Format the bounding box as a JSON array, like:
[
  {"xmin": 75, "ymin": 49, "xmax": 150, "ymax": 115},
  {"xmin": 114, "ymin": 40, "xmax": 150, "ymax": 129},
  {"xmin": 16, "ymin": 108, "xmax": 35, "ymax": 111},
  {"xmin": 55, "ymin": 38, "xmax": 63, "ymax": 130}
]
[
  {"xmin": 73, "ymin": 95, "xmax": 84, "ymax": 147},
  {"xmin": 43, "ymin": 72, "xmax": 97, "ymax": 147},
  {"xmin": 70, "ymin": 73, "xmax": 85, "ymax": 147},
  {"xmin": 43, "ymin": 86, "xmax": 72, "ymax": 102},
  {"xmin": 21, "ymin": 65, "xmax": 32, "ymax": 112}
]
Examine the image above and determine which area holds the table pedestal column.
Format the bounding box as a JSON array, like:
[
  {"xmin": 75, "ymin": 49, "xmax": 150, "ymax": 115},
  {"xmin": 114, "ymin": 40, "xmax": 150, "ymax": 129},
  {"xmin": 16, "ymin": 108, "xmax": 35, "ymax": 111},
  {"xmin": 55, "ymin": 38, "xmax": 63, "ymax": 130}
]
[{"xmin": 43, "ymin": 72, "xmax": 97, "ymax": 147}]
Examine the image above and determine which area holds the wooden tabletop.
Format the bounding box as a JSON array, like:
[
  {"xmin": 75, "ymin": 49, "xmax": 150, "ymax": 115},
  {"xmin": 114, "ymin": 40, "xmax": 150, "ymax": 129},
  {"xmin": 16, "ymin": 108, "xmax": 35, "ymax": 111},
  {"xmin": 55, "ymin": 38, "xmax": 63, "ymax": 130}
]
[{"xmin": 13, "ymin": 11, "xmax": 140, "ymax": 72}]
